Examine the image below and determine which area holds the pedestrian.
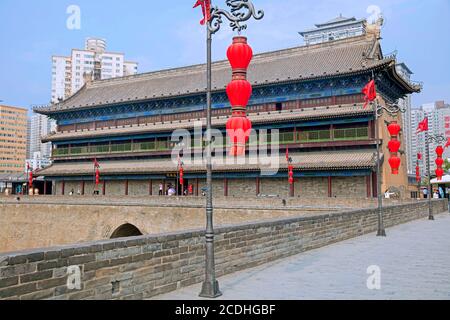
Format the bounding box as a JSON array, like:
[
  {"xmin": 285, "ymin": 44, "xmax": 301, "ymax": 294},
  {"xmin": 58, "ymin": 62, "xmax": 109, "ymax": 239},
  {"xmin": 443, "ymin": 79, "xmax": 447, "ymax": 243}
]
[
  {"xmin": 423, "ymin": 188, "xmax": 428, "ymax": 199},
  {"xmin": 159, "ymin": 183, "xmax": 163, "ymax": 196},
  {"xmin": 433, "ymin": 190, "xmax": 439, "ymax": 199},
  {"xmin": 439, "ymin": 186, "xmax": 444, "ymax": 199}
]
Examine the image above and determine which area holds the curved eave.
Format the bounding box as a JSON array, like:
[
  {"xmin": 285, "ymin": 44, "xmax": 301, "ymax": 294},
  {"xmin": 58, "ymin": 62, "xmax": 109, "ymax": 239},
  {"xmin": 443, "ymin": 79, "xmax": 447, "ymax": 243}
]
[
  {"xmin": 386, "ymin": 61, "xmax": 421, "ymax": 94},
  {"xmin": 34, "ymin": 61, "xmax": 392, "ymax": 117}
]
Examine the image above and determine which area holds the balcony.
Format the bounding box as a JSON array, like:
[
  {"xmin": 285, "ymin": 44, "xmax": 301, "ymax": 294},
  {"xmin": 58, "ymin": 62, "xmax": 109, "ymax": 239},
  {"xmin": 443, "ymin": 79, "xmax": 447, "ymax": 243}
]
[{"xmin": 52, "ymin": 127, "xmax": 370, "ymax": 158}]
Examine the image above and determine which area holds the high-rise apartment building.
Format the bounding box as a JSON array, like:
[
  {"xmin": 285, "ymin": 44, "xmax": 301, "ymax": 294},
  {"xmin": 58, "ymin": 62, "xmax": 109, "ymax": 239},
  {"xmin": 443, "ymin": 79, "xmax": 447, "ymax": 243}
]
[
  {"xmin": 51, "ymin": 37, "xmax": 138, "ymax": 103},
  {"xmin": 0, "ymin": 105, "xmax": 28, "ymax": 173},
  {"xmin": 410, "ymin": 101, "xmax": 450, "ymax": 175}
]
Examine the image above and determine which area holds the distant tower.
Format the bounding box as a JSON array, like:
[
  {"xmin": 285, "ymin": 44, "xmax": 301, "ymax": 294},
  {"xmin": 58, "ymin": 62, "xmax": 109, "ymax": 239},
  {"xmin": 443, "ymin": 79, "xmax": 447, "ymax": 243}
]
[{"xmin": 299, "ymin": 14, "xmax": 367, "ymax": 45}]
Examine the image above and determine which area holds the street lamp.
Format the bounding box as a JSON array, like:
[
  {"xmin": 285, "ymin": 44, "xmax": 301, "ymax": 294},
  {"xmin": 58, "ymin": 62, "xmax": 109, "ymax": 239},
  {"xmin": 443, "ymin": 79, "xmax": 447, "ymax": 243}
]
[
  {"xmin": 198, "ymin": 0, "xmax": 264, "ymax": 299},
  {"xmin": 423, "ymin": 133, "xmax": 446, "ymax": 220},
  {"xmin": 372, "ymin": 97, "xmax": 407, "ymax": 237}
]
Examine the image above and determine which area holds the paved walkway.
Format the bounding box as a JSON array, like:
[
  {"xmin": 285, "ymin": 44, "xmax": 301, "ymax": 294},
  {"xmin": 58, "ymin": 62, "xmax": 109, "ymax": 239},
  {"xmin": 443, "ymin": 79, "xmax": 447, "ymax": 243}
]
[{"xmin": 155, "ymin": 214, "xmax": 450, "ymax": 300}]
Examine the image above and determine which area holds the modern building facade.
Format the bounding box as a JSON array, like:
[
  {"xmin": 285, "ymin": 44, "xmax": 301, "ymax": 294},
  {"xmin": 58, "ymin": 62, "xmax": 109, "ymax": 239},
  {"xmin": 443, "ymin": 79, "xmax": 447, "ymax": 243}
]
[
  {"xmin": 411, "ymin": 101, "xmax": 450, "ymax": 174},
  {"xmin": 0, "ymin": 105, "xmax": 28, "ymax": 173},
  {"xmin": 51, "ymin": 37, "xmax": 138, "ymax": 103},
  {"xmin": 36, "ymin": 22, "xmax": 420, "ymax": 198}
]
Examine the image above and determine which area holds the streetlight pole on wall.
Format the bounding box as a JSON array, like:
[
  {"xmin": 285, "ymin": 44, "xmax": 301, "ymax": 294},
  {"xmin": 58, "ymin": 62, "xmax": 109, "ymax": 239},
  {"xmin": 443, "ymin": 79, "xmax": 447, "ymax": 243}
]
[
  {"xmin": 424, "ymin": 133, "xmax": 445, "ymax": 220},
  {"xmin": 371, "ymin": 89, "xmax": 407, "ymax": 237},
  {"xmin": 196, "ymin": 0, "xmax": 264, "ymax": 299}
]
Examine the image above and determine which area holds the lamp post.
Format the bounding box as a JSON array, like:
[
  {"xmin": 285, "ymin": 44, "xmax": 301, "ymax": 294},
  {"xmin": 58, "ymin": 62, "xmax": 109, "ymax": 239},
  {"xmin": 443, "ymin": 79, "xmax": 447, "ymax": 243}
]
[
  {"xmin": 423, "ymin": 133, "xmax": 445, "ymax": 220},
  {"xmin": 198, "ymin": 0, "xmax": 264, "ymax": 299},
  {"xmin": 372, "ymin": 96, "xmax": 407, "ymax": 237}
]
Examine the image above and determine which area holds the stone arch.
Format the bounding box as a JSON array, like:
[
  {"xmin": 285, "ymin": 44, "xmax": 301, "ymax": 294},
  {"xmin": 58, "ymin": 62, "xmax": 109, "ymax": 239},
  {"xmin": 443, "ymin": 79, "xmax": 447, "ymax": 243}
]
[{"xmin": 110, "ymin": 223, "xmax": 143, "ymax": 239}]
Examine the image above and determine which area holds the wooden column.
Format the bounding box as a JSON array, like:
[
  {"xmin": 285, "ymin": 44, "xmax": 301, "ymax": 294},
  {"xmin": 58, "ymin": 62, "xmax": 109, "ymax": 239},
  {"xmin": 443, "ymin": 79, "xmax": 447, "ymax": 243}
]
[
  {"xmin": 372, "ymin": 172, "xmax": 378, "ymax": 198},
  {"xmin": 149, "ymin": 180, "xmax": 153, "ymax": 196},
  {"xmin": 43, "ymin": 182, "xmax": 47, "ymax": 195},
  {"xmin": 328, "ymin": 176, "xmax": 332, "ymax": 198},
  {"xmin": 61, "ymin": 181, "xmax": 65, "ymax": 196},
  {"xmin": 195, "ymin": 178, "xmax": 199, "ymax": 196},
  {"xmin": 366, "ymin": 175, "xmax": 372, "ymax": 198},
  {"xmin": 125, "ymin": 180, "xmax": 129, "ymax": 196},
  {"xmin": 256, "ymin": 177, "xmax": 260, "ymax": 196},
  {"xmin": 224, "ymin": 178, "xmax": 228, "ymax": 197},
  {"xmin": 163, "ymin": 179, "xmax": 167, "ymax": 196},
  {"xmin": 102, "ymin": 181, "xmax": 106, "ymax": 196},
  {"xmin": 81, "ymin": 181, "xmax": 85, "ymax": 196}
]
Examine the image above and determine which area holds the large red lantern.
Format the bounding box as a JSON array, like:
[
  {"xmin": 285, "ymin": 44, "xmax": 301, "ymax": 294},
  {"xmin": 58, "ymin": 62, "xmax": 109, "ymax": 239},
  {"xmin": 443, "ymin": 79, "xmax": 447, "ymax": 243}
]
[
  {"xmin": 435, "ymin": 146, "xmax": 444, "ymax": 180},
  {"xmin": 387, "ymin": 121, "xmax": 402, "ymax": 175},
  {"xmin": 387, "ymin": 122, "xmax": 401, "ymax": 136},
  {"xmin": 389, "ymin": 156, "xmax": 401, "ymax": 175},
  {"xmin": 288, "ymin": 165, "xmax": 294, "ymax": 185},
  {"xmin": 227, "ymin": 36, "xmax": 253, "ymax": 71},
  {"xmin": 388, "ymin": 140, "xmax": 401, "ymax": 153},
  {"xmin": 436, "ymin": 146, "xmax": 444, "ymax": 157},
  {"xmin": 226, "ymin": 36, "xmax": 254, "ymax": 156},
  {"xmin": 416, "ymin": 165, "xmax": 421, "ymax": 183}
]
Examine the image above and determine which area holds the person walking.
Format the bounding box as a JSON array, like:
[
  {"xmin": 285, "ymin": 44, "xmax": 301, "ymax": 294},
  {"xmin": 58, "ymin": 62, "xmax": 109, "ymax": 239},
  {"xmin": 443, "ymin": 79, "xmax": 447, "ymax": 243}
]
[
  {"xmin": 159, "ymin": 183, "xmax": 163, "ymax": 196},
  {"xmin": 423, "ymin": 188, "xmax": 428, "ymax": 199}
]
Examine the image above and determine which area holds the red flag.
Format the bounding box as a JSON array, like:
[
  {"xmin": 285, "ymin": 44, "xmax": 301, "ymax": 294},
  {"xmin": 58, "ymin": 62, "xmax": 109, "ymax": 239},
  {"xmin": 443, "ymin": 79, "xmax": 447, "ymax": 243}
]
[
  {"xmin": 193, "ymin": 0, "xmax": 211, "ymax": 25},
  {"xmin": 417, "ymin": 153, "xmax": 422, "ymax": 160},
  {"xmin": 93, "ymin": 158, "xmax": 100, "ymax": 168},
  {"xmin": 416, "ymin": 117, "xmax": 428, "ymax": 133},
  {"xmin": 362, "ymin": 80, "xmax": 376, "ymax": 108}
]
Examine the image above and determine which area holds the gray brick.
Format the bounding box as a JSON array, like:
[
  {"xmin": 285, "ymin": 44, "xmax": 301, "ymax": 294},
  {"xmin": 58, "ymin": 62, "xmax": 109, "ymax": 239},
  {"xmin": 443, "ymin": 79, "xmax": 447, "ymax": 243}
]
[
  {"xmin": 0, "ymin": 283, "xmax": 37, "ymax": 299},
  {"xmin": 20, "ymin": 289, "xmax": 54, "ymax": 300},
  {"xmin": 20, "ymin": 270, "xmax": 53, "ymax": 283},
  {"xmin": 0, "ymin": 263, "xmax": 37, "ymax": 278},
  {"xmin": 37, "ymin": 277, "xmax": 67, "ymax": 290},
  {"xmin": 0, "ymin": 276, "xmax": 19, "ymax": 289}
]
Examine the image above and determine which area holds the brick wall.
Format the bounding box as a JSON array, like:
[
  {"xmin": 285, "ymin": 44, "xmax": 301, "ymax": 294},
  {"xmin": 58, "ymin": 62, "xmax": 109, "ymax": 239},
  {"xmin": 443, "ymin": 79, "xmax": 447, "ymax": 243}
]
[
  {"xmin": 0, "ymin": 200, "xmax": 446, "ymax": 300},
  {"xmin": 52, "ymin": 176, "xmax": 370, "ymax": 198}
]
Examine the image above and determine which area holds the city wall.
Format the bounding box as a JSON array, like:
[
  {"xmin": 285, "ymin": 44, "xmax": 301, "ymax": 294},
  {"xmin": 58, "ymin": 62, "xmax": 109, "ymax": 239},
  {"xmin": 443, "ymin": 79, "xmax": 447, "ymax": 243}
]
[{"xmin": 0, "ymin": 199, "xmax": 446, "ymax": 300}]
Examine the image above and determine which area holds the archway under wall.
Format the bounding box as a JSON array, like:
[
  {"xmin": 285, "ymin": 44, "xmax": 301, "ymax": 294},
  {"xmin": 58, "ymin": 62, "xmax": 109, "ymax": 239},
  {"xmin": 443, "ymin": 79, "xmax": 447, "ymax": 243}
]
[{"xmin": 110, "ymin": 223, "xmax": 143, "ymax": 239}]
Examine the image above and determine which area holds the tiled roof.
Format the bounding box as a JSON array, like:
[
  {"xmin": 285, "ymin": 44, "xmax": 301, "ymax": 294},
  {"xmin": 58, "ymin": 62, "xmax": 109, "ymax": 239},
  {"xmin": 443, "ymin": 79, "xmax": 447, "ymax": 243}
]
[
  {"xmin": 37, "ymin": 150, "xmax": 379, "ymax": 177},
  {"xmin": 36, "ymin": 35, "xmax": 395, "ymax": 114},
  {"xmin": 42, "ymin": 103, "xmax": 373, "ymax": 142}
]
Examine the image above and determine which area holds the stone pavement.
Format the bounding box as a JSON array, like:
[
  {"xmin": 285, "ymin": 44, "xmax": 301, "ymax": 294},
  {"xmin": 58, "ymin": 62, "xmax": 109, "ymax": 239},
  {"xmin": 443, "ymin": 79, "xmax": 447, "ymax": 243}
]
[{"xmin": 154, "ymin": 213, "xmax": 450, "ymax": 300}]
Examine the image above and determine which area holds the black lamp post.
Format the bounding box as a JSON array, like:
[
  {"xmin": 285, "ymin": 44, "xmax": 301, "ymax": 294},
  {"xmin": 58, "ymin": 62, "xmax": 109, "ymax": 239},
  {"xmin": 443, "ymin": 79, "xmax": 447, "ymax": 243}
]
[
  {"xmin": 423, "ymin": 133, "xmax": 446, "ymax": 220},
  {"xmin": 198, "ymin": 0, "xmax": 264, "ymax": 299},
  {"xmin": 371, "ymin": 91, "xmax": 407, "ymax": 237}
]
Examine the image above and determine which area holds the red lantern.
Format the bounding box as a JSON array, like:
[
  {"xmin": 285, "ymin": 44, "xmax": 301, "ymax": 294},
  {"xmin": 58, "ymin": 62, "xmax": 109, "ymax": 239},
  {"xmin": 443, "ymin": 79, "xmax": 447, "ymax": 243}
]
[
  {"xmin": 436, "ymin": 158, "xmax": 444, "ymax": 167},
  {"xmin": 416, "ymin": 165, "xmax": 421, "ymax": 183},
  {"xmin": 387, "ymin": 122, "xmax": 401, "ymax": 136},
  {"xmin": 436, "ymin": 168, "xmax": 444, "ymax": 181},
  {"xmin": 225, "ymin": 36, "xmax": 254, "ymax": 157},
  {"xmin": 226, "ymin": 80, "xmax": 252, "ymax": 108},
  {"xmin": 227, "ymin": 36, "xmax": 253, "ymax": 71},
  {"xmin": 388, "ymin": 140, "xmax": 401, "ymax": 153},
  {"xmin": 28, "ymin": 171, "xmax": 33, "ymax": 188},
  {"xmin": 95, "ymin": 169, "xmax": 100, "ymax": 185},
  {"xmin": 179, "ymin": 167, "xmax": 184, "ymax": 185},
  {"xmin": 389, "ymin": 156, "xmax": 401, "ymax": 174},
  {"xmin": 436, "ymin": 146, "xmax": 444, "ymax": 157},
  {"xmin": 226, "ymin": 115, "xmax": 252, "ymax": 156},
  {"xmin": 288, "ymin": 165, "xmax": 294, "ymax": 185}
]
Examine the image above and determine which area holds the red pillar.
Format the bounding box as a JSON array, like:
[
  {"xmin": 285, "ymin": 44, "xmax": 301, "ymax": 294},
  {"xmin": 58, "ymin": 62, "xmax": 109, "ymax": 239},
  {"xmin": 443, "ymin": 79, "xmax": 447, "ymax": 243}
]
[
  {"xmin": 224, "ymin": 178, "xmax": 228, "ymax": 197},
  {"xmin": 81, "ymin": 181, "xmax": 85, "ymax": 196},
  {"xmin": 125, "ymin": 180, "xmax": 129, "ymax": 196},
  {"xmin": 290, "ymin": 179, "xmax": 295, "ymax": 197},
  {"xmin": 195, "ymin": 178, "xmax": 199, "ymax": 196},
  {"xmin": 328, "ymin": 176, "xmax": 332, "ymax": 198},
  {"xmin": 366, "ymin": 175, "xmax": 372, "ymax": 198},
  {"xmin": 61, "ymin": 181, "xmax": 65, "ymax": 196},
  {"xmin": 43, "ymin": 182, "xmax": 47, "ymax": 195},
  {"xmin": 149, "ymin": 180, "xmax": 153, "ymax": 196},
  {"xmin": 372, "ymin": 172, "xmax": 378, "ymax": 198},
  {"xmin": 102, "ymin": 181, "xmax": 106, "ymax": 196}
]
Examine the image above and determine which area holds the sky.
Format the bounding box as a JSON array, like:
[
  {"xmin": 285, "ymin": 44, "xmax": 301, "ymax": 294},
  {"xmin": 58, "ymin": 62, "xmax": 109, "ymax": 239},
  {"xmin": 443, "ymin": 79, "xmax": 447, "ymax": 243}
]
[{"xmin": 0, "ymin": 0, "xmax": 449, "ymax": 111}]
